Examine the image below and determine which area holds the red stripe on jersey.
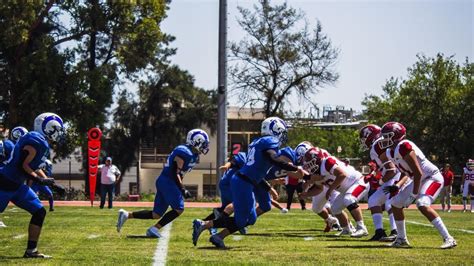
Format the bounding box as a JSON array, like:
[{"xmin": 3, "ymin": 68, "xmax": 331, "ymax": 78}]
[
  {"xmin": 324, "ymin": 157, "xmax": 337, "ymax": 172},
  {"xmin": 425, "ymin": 181, "xmax": 441, "ymax": 197},
  {"xmin": 351, "ymin": 185, "xmax": 367, "ymax": 198},
  {"xmin": 398, "ymin": 142, "xmax": 413, "ymax": 157}
]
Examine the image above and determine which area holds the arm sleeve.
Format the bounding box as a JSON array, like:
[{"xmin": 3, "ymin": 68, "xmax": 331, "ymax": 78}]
[{"xmin": 264, "ymin": 149, "xmax": 298, "ymax": 172}]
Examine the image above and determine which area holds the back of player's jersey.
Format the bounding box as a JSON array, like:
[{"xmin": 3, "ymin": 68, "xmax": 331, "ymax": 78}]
[
  {"xmin": 161, "ymin": 145, "xmax": 199, "ymax": 179},
  {"xmin": 0, "ymin": 131, "xmax": 49, "ymax": 185},
  {"xmin": 265, "ymin": 146, "xmax": 297, "ymax": 181},
  {"xmin": 464, "ymin": 167, "xmax": 474, "ymax": 182},
  {"xmin": 240, "ymin": 136, "xmax": 280, "ymax": 183},
  {"xmin": 391, "ymin": 140, "xmax": 439, "ymax": 179}
]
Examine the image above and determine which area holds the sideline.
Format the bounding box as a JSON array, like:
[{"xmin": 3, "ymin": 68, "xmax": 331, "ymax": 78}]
[{"xmin": 153, "ymin": 223, "xmax": 173, "ymax": 266}]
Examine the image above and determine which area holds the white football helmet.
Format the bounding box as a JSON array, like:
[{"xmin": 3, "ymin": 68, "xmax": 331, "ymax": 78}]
[
  {"xmin": 186, "ymin": 129, "xmax": 210, "ymax": 155},
  {"xmin": 261, "ymin": 117, "xmax": 288, "ymax": 144},
  {"xmin": 34, "ymin": 112, "xmax": 65, "ymax": 144},
  {"xmin": 10, "ymin": 126, "xmax": 28, "ymax": 143},
  {"xmin": 295, "ymin": 141, "xmax": 313, "ymax": 165}
]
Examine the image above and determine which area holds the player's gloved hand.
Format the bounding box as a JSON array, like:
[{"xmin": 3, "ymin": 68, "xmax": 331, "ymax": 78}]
[
  {"xmin": 382, "ymin": 185, "xmax": 399, "ymax": 196},
  {"xmin": 181, "ymin": 188, "xmax": 192, "ymax": 199},
  {"xmin": 40, "ymin": 177, "xmax": 55, "ymax": 186},
  {"xmin": 404, "ymin": 192, "xmax": 418, "ymax": 208},
  {"xmin": 53, "ymin": 183, "xmax": 67, "ymax": 196},
  {"xmin": 363, "ymin": 175, "xmax": 371, "ymax": 183}
]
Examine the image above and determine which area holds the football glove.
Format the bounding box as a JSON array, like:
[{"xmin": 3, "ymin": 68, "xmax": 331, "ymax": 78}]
[
  {"xmin": 383, "ymin": 185, "xmax": 399, "ymax": 196},
  {"xmin": 181, "ymin": 188, "xmax": 192, "ymax": 199},
  {"xmin": 39, "ymin": 177, "xmax": 55, "ymax": 186}
]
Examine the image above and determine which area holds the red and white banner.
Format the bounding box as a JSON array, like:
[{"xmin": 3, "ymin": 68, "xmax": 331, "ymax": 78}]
[{"xmin": 87, "ymin": 128, "xmax": 102, "ymax": 206}]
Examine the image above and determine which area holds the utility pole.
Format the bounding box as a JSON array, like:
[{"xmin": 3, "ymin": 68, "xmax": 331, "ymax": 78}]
[{"xmin": 216, "ymin": 0, "xmax": 228, "ymax": 195}]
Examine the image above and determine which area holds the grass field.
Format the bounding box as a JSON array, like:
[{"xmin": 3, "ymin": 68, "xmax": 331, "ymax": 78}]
[{"xmin": 1, "ymin": 206, "xmax": 473, "ymax": 265}]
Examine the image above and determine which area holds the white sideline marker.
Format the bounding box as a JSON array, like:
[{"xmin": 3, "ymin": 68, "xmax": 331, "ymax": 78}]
[
  {"xmin": 383, "ymin": 218, "xmax": 474, "ymax": 234},
  {"xmin": 153, "ymin": 223, "xmax": 173, "ymax": 266}
]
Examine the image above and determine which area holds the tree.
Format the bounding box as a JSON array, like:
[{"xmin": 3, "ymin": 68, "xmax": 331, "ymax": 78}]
[
  {"xmin": 362, "ymin": 54, "xmax": 473, "ymax": 171},
  {"xmin": 230, "ymin": 0, "xmax": 339, "ymax": 117}
]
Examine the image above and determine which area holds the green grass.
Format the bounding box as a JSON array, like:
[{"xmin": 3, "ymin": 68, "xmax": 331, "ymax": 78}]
[{"xmin": 1, "ymin": 206, "xmax": 473, "ymax": 265}]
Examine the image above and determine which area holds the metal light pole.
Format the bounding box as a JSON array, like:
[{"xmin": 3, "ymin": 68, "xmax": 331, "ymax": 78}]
[{"xmin": 216, "ymin": 0, "xmax": 228, "ymax": 195}]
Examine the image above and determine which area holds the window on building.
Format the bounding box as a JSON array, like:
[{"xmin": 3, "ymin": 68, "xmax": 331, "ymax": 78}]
[{"xmin": 203, "ymin": 173, "xmax": 217, "ymax": 197}]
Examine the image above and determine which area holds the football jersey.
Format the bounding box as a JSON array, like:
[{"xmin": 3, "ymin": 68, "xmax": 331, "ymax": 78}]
[
  {"xmin": 266, "ymin": 146, "xmax": 297, "ymax": 181},
  {"xmin": 160, "ymin": 144, "xmax": 199, "ymax": 179},
  {"xmin": 0, "ymin": 132, "xmax": 49, "ymax": 187},
  {"xmin": 388, "ymin": 139, "xmax": 439, "ymax": 180},
  {"xmin": 370, "ymin": 138, "xmax": 400, "ymax": 181},
  {"xmin": 463, "ymin": 167, "xmax": 474, "ymax": 183},
  {"xmin": 239, "ymin": 135, "xmax": 280, "ymax": 183},
  {"xmin": 0, "ymin": 139, "xmax": 15, "ymax": 165},
  {"xmin": 318, "ymin": 156, "xmax": 362, "ymax": 192},
  {"xmin": 222, "ymin": 152, "xmax": 247, "ymax": 181}
]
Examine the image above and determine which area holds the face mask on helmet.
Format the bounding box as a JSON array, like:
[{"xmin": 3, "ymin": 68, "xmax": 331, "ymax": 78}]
[
  {"xmin": 187, "ymin": 129, "xmax": 210, "ymax": 155},
  {"xmin": 467, "ymin": 159, "xmax": 474, "ymax": 170},
  {"xmin": 378, "ymin": 132, "xmax": 394, "ymax": 149},
  {"xmin": 261, "ymin": 117, "xmax": 288, "ymax": 145},
  {"xmin": 303, "ymin": 148, "xmax": 324, "ymax": 175}
]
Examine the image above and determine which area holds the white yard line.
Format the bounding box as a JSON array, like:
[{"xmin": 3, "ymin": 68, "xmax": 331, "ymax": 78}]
[
  {"xmin": 153, "ymin": 223, "xmax": 173, "ymax": 266},
  {"xmin": 382, "ymin": 218, "xmax": 474, "ymax": 234}
]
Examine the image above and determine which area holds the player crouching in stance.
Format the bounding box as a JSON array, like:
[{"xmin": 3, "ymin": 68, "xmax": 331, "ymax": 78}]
[
  {"xmin": 116, "ymin": 129, "xmax": 209, "ymax": 238},
  {"xmin": 380, "ymin": 122, "xmax": 456, "ymax": 249},
  {"xmin": 462, "ymin": 159, "xmax": 474, "ymax": 212},
  {"xmin": 192, "ymin": 117, "xmax": 307, "ymax": 248},
  {"xmin": 0, "ymin": 113, "xmax": 65, "ymax": 258},
  {"xmin": 303, "ymin": 147, "xmax": 369, "ymax": 237}
]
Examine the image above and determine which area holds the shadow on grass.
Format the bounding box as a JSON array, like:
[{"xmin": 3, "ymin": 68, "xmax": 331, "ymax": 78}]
[
  {"xmin": 327, "ymin": 245, "xmax": 395, "ymax": 249},
  {"xmin": 196, "ymin": 246, "xmax": 235, "ymax": 251},
  {"xmin": 245, "ymin": 232, "xmax": 318, "ymax": 238},
  {"xmin": 126, "ymin": 235, "xmax": 158, "ymax": 239}
]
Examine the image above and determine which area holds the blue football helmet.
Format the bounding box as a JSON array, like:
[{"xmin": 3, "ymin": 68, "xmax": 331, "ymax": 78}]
[{"xmin": 186, "ymin": 129, "xmax": 210, "ymax": 155}]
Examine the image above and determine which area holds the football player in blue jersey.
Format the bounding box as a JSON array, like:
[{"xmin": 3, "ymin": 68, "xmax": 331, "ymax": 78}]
[
  {"xmin": 192, "ymin": 117, "xmax": 308, "ymax": 248},
  {"xmin": 116, "ymin": 129, "xmax": 210, "ymax": 238},
  {"xmin": 29, "ymin": 159, "xmax": 55, "ymax": 212},
  {"xmin": 0, "ymin": 139, "xmax": 15, "ymax": 228},
  {"xmin": 193, "ymin": 152, "xmax": 247, "ymax": 236},
  {"xmin": 0, "ymin": 112, "xmax": 65, "ymax": 258}
]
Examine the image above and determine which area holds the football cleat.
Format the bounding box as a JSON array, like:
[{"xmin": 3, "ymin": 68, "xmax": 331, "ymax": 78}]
[
  {"xmin": 192, "ymin": 219, "xmax": 205, "ymax": 246},
  {"xmin": 209, "ymin": 234, "xmax": 226, "ymax": 248},
  {"xmin": 116, "ymin": 209, "xmax": 129, "ymax": 232},
  {"xmin": 280, "ymin": 208, "xmax": 289, "ymax": 214},
  {"xmin": 0, "ymin": 221, "xmax": 7, "ymax": 228},
  {"xmin": 388, "ymin": 238, "xmax": 411, "ymax": 248},
  {"xmin": 369, "ymin": 228, "xmax": 387, "ymax": 241},
  {"xmin": 380, "ymin": 229, "xmax": 397, "ymax": 242},
  {"xmin": 23, "ymin": 250, "xmax": 52, "ymax": 259},
  {"xmin": 239, "ymin": 226, "xmax": 248, "ymax": 235},
  {"xmin": 351, "ymin": 226, "xmax": 369, "ymax": 238},
  {"xmin": 336, "ymin": 227, "xmax": 354, "ymax": 237},
  {"xmin": 440, "ymin": 237, "xmax": 457, "ymax": 249},
  {"xmin": 146, "ymin": 226, "xmax": 161, "ymax": 238}
]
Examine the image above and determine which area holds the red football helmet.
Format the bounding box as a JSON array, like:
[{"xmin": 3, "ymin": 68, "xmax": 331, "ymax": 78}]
[
  {"xmin": 379, "ymin": 122, "xmax": 406, "ymax": 149},
  {"xmin": 359, "ymin": 124, "xmax": 381, "ymax": 151},
  {"xmin": 467, "ymin": 159, "xmax": 474, "ymax": 170},
  {"xmin": 303, "ymin": 147, "xmax": 325, "ymax": 175}
]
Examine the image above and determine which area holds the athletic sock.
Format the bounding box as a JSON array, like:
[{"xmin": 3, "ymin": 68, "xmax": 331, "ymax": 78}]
[
  {"xmin": 157, "ymin": 210, "xmax": 180, "ymax": 227},
  {"xmin": 27, "ymin": 240, "xmax": 37, "ymax": 252},
  {"xmin": 356, "ymin": 220, "xmax": 365, "ymax": 228},
  {"xmin": 203, "ymin": 212, "xmax": 215, "ymax": 221},
  {"xmin": 132, "ymin": 210, "xmax": 153, "ymax": 219},
  {"xmin": 48, "ymin": 197, "xmax": 54, "ymax": 210},
  {"xmin": 463, "ymin": 197, "xmax": 467, "ymax": 210},
  {"xmin": 431, "ymin": 217, "xmax": 451, "ymax": 239},
  {"xmin": 389, "ymin": 213, "xmax": 397, "ymax": 231},
  {"xmin": 395, "ymin": 220, "xmax": 406, "ymax": 239},
  {"xmin": 372, "ymin": 213, "xmax": 383, "ymax": 230}
]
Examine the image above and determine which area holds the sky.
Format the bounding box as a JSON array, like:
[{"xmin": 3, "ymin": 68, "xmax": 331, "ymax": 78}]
[{"xmin": 159, "ymin": 0, "xmax": 473, "ymax": 114}]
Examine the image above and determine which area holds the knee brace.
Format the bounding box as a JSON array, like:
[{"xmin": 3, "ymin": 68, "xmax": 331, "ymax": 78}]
[
  {"xmin": 346, "ymin": 203, "xmax": 359, "ymax": 212},
  {"xmin": 30, "ymin": 207, "xmax": 47, "ymax": 227}
]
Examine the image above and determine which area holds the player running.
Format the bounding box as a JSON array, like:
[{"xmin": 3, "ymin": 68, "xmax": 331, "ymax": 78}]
[
  {"xmin": 116, "ymin": 129, "xmax": 210, "ymax": 238},
  {"xmin": 0, "ymin": 113, "xmax": 65, "ymax": 258},
  {"xmin": 192, "ymin": 117, "xmax": 307, "ymax": 248},
  {"xmin": 462, "ymin": 159, "xmax": 474, "ymax": 212},
  {"xmin": 379, "ymin": 122, "xmax": 457, "ymax": 249}
]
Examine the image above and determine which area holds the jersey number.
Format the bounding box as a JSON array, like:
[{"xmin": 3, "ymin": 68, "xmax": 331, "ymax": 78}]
[{"xmin": 246, "ymin": 147, "xmax": 256, "ymax": 166}]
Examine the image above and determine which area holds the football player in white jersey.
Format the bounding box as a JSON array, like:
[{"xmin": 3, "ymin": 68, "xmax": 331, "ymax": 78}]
[
  {"xmin": 303, "ymin": 147, "xmax": 369, "ymax": 237},
  {"xmin": 359, "ymin": 124, "xmax": 410, "ymax": 241},
  {"xmin": 379, "ymin": 122, "xmax": 457, "ymax": 249},
  {"xmin": 462, "ymin": 159, "xmax": 474, "ymax": 212}
]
